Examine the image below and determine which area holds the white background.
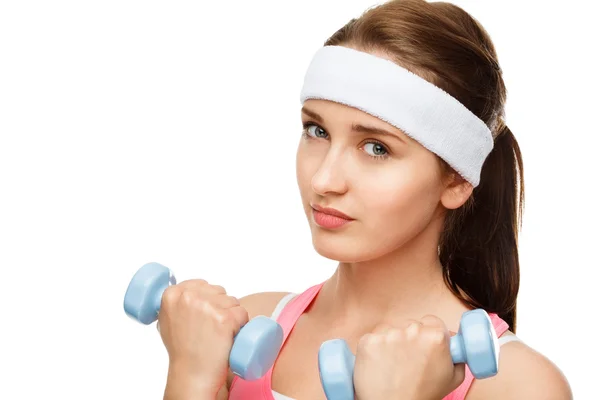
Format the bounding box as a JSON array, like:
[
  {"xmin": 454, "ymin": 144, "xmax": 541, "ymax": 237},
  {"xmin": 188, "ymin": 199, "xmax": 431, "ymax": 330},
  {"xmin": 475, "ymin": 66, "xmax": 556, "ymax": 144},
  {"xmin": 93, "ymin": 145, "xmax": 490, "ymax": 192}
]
[{"xmin": 0, "ymin": 0, "xmax": 597, "ymax": 398}]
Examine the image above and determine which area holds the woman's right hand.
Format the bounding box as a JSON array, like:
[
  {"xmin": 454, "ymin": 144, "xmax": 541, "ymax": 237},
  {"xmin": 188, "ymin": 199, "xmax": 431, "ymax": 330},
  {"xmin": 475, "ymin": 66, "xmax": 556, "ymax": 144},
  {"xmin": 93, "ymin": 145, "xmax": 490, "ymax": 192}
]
[{"xmin": 158, "ymin": 279, "xmax": 249, "ymax": 397}]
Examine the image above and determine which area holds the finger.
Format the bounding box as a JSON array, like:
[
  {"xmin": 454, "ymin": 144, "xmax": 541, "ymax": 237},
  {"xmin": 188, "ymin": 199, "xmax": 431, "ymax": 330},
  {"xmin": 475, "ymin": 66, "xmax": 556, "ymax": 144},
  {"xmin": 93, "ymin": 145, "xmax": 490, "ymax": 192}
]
[
  {"xmin": 176, "ymin": 279, "xmax": 208, "ymax": 288},
  {"xmin": 206, "ymin": 284, "xmax": 227, "ymax": 295},
  {"xmin": 371, "ymin": 322, "xmax": 395, "ymax": 334},
  {"xmin": 419, "ymin": 315, "xmax": 451, "ymax": 340},
  {"xmin": 228, "ymin": 305, "xmax": 250, "ymax": 333},
  {"xmin": 452, "ymin": 361, "xmax": 466, "ymax": 387},
  {"xmin": 419, "ymin": 314, "xmax": 447, "ymax": 329},
  {"xmin": 358, "ymin": 331, "xmax": 385, "ymax": 352},
  {"xmin": 208, "ymin": 293, "xmax": 240, "ymax": 309},
  {"xmin": 401, "ymin": 318, "xmax": 423, "ymax": 327},
  {"xmin": 378, "ymin": 318, "xmax": 421, "ymax": 330},
  {"xmin": 403, "ymin": 319, "xmax": 423, "ymax": 339},
  {"xmin": 176, "ymin": 292, "xmax": 240, "ymax": 319},
  {"xmin": 177, "ymin": 280, "xmax": 227, "ymax": 294},
  {"xmin": 418, "ymin": 315, "xmax": 458, "ymax": 335}
]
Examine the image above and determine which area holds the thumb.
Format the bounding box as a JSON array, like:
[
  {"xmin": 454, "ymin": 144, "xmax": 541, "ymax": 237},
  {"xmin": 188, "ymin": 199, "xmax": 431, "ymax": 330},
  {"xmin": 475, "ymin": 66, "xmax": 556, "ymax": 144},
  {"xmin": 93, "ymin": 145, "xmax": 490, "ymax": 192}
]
[
  {"xmin": 448, "ymin": 330, "xmax": 465, "ymax": 389},
  {"xmin": 452, "ymin": 361, "xmax": 466, "ymax": 389}
]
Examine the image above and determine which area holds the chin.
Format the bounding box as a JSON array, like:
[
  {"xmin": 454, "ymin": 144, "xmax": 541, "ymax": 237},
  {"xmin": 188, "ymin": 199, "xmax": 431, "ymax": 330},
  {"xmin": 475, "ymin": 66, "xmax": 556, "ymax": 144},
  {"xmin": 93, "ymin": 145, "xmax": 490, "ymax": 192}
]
[{"xmin": 310, "ymin": 229, "xmax": 382, "ymax": 263}]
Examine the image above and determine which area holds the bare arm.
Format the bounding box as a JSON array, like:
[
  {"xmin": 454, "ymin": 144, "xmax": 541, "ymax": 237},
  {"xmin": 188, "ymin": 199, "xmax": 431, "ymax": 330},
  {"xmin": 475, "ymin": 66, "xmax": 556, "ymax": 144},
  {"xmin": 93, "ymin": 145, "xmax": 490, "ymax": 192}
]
[
  {"xmin": 466, "ymin": 336, "xmax": 572, "ymax": 400},
  {"xmin": 163, "ymin": 361, "xmax": 221, "ymax": 400}
]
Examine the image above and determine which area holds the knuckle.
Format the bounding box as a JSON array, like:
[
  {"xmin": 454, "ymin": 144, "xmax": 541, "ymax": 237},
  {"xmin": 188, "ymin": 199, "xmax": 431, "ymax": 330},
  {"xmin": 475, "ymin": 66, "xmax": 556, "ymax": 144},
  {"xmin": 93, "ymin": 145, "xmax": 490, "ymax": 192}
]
[
  {"xmin": 357, "ymin": 334, "xmax": 368, "ymax": 349},
  {"xmin": 161, "ymin": 286, "xmax": 180, "ymax": 305},
  {"xmin": 238, "ymin": 307, "xmax": 250, "ymax": 324},
  {"xmin": 404, "ymin": 321, "xmax": 421, "ymax": 338},
  {"xmin": 421, "ymin": 327, "xmax": 446, "ymax": 347},
  {"xmin": 358, "ymin": 333, "xmax": 377, "ymax": 350},
  {"xmin": 181, "ymin": 278, "xmax": 208, "ymax": 286},
  {"xmin": 214, "ymin": 309, "xmax": 235, "ymax": 327},
  {"xmin": 180, "ymin": 290, "xmax": 203, "ymax": 308},
  {"xmin": 385, "ymin": 328, "xmax": 404, "ymax": 343},
  {"xmin": 421, "ymin": 314, "xmax": 441, "ymax": 322},
  {"xmin": 421, "ymin": 314, "xmax": 445, "ymax": 327},
  {"xmin": 211, "ymin": 285, "xmax": 227, "ymax": 294},
  {"xmin": 371, "ymin": 322, "xmax": 392, "ymax": 334},
  {"xmin": 429, "ymin": 329, "xmax": 447, "ymax": 345}
]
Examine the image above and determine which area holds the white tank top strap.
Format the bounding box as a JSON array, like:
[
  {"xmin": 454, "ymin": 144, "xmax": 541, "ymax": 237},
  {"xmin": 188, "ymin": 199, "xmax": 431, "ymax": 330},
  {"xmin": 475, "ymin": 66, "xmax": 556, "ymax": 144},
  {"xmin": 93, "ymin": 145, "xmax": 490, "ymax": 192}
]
[
  {"xmin": 272, "ymin": 390, "xmax": 296, "ymax": 400},
  {"xmin": 270, "ymin": 292, "xmax": 297, "ymax": 320},
  {"xmin": 269, "ymin": 293, "xmax": 299, "ymax": 400},
  {"xmin": 498, "ymin": 334, "xmax": 522, "ymax": 346}
]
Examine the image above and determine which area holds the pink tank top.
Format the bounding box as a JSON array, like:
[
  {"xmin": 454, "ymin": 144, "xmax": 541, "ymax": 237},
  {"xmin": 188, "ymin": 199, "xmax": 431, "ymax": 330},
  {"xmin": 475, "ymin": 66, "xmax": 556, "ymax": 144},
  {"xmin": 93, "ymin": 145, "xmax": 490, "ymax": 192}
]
[{"xmin": 229, "ymin": 282, "xmax": 509, "ymax": 400}]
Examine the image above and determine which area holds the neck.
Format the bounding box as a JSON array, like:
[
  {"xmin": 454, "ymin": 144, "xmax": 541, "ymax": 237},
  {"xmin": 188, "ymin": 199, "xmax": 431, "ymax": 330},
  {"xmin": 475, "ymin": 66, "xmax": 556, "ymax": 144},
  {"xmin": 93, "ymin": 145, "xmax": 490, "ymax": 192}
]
[{"xmin": 314, "ymin": 226, "xmax": 467, "ymax": 332}]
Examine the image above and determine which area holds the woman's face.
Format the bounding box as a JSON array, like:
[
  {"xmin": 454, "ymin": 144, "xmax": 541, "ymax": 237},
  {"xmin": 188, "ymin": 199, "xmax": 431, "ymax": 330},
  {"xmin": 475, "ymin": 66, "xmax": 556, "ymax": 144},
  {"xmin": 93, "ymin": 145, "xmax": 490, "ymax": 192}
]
[{"xmin": 296, "ymin": 99, "xmax": 470, "ymax": 262}]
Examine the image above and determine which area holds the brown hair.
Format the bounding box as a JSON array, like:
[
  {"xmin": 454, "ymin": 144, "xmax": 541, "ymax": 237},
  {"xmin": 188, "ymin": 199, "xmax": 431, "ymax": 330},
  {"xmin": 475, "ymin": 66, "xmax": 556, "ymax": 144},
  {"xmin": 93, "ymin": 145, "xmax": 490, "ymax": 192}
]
[{"xmin": 324, "ymin": 0, "xmax": 524, "ymax": 332}]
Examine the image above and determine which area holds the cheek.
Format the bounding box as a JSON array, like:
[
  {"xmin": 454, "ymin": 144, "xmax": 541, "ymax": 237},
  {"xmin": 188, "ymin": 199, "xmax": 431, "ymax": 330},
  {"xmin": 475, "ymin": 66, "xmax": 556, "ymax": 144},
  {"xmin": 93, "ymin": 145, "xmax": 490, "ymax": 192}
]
[{"xmin": 360, "ymin": 162, "xmax": 441, "ymax": 233}]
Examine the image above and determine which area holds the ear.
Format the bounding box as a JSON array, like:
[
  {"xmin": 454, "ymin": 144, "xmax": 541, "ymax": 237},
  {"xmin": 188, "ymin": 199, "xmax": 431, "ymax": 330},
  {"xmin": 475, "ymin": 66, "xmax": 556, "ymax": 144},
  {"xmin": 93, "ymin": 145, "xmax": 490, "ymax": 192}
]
[{"xmin": 440, "ymin": 173, "xmax": 473, "ymax": 210}]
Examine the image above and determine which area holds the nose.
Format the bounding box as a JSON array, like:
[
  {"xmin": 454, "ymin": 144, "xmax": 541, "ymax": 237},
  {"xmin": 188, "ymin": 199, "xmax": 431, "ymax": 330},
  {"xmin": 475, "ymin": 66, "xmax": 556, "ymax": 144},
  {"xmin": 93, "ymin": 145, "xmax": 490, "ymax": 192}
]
[{"xmin": 311, "ymin": 149, "xmax": 349, "ymax": 196}]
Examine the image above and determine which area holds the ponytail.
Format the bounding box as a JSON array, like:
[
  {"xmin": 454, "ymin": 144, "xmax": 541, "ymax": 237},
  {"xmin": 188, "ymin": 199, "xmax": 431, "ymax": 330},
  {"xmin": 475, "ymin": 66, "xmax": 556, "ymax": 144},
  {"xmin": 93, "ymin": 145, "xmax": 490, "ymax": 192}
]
[{"xmin": 439, "ymin": 122, "xmax": 524, "ymax": 332}]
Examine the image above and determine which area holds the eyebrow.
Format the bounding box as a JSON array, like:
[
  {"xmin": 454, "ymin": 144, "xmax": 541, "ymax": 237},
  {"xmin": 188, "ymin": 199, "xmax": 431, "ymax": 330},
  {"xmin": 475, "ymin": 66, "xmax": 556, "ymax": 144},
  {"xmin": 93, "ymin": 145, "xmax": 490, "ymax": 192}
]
[{"xmin": 301, "ymin": 106, "xmax": 406, "ymax": 144}]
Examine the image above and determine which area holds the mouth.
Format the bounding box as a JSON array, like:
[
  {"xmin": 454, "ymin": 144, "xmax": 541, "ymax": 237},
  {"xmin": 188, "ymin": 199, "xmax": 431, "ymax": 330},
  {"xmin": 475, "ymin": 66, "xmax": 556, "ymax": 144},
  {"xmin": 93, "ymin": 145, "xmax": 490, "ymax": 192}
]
[
  {"xmin": 310, "ymin": 203, "xmax": 354, "ymax": 229},
  {"xmin": 311, "ymin": 204, "xmax": 354, "ymax": 220}
]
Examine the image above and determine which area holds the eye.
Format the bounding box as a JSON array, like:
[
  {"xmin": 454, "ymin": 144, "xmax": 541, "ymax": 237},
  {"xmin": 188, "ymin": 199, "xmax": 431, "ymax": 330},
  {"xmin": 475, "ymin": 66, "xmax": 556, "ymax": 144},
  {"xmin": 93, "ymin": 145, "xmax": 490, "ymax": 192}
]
[
  {"xmin": 363, "ymin": 142, "xmax": 389, "ymax": 158},
  {"xmin": 302, "ymin": 123, "xmax": 328, "ymax": 139}
]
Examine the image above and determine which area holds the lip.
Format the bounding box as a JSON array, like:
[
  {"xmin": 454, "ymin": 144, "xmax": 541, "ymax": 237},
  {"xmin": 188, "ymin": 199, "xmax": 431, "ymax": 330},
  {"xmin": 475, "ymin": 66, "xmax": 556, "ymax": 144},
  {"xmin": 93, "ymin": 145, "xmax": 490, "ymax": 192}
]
[{"xmin": 311, "ymin": 204, "xmax": 354, "ymax": 220}]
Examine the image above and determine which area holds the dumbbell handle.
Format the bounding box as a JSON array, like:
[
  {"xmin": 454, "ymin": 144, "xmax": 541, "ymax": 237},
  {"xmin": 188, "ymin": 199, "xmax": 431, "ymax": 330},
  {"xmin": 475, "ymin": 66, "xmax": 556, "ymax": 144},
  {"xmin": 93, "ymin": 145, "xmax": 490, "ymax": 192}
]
[{"xmin": 450, "ymin": 334, "xmax": 467, "ymax": 364}]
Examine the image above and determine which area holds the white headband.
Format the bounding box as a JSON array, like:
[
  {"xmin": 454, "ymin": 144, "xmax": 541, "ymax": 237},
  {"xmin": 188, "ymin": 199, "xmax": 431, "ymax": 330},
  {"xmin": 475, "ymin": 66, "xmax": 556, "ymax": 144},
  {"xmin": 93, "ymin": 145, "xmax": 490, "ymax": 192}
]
[{"xmin": 299, "ymin": 45, "xmax": 493, "ymax": 187}]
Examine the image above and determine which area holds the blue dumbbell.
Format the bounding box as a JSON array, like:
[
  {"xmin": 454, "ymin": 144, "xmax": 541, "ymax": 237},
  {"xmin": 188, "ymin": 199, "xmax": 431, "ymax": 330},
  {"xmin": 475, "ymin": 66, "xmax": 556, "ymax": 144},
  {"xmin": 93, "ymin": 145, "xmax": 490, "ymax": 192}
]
[
  {"xmin": 124, "ymin": 262, "xmax": 284, "ymax": 381},
  {"xmin": 318, "ymin": 309, "xmax": 499, "ymax": 400}
]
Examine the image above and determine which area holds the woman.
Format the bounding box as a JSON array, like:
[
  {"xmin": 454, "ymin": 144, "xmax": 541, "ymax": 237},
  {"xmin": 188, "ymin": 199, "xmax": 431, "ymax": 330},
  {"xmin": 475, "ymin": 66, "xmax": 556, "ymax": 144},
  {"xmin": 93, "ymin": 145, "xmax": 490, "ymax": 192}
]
[{"xmin": 159, "ymin": 1, "xmax": 572, "ymax": 399}]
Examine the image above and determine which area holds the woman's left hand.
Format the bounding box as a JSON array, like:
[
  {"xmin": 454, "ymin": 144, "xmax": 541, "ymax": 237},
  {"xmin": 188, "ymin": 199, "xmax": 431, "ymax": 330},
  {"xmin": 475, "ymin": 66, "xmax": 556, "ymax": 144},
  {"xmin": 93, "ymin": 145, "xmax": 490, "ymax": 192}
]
[{"xmin": 353, "ymin": 315, "xmax": 464, "ymax": 400}]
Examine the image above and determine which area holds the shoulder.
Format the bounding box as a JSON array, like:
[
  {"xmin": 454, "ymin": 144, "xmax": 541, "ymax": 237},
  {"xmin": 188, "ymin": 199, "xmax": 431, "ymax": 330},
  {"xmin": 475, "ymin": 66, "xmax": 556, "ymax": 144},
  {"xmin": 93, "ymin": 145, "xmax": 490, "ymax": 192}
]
[
  {"xmin": 466, "ymin": 332, "xmax": 572, "ymax": 399},
  {"xmin": 239, "ymin": 291, "xmax": 293, "ymax": 319}
]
